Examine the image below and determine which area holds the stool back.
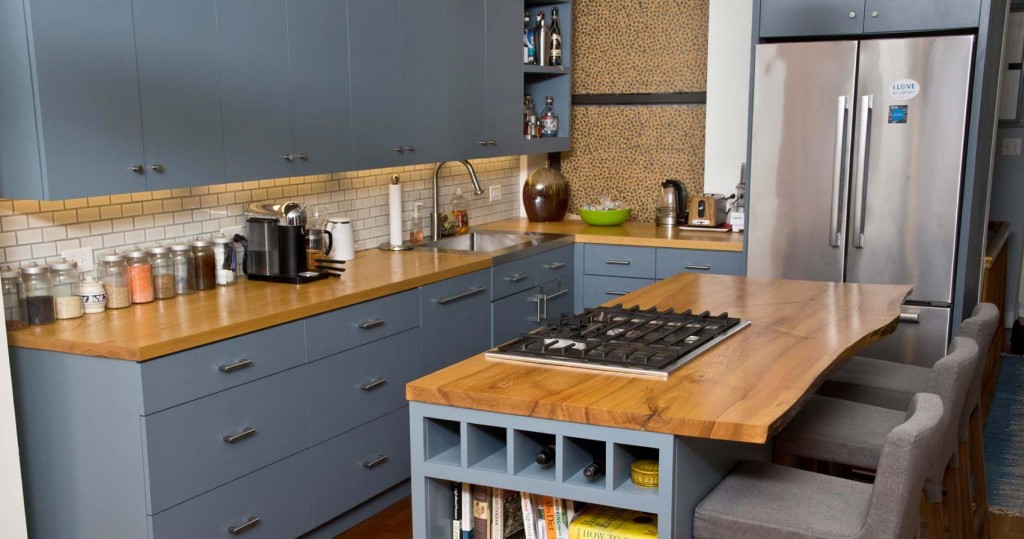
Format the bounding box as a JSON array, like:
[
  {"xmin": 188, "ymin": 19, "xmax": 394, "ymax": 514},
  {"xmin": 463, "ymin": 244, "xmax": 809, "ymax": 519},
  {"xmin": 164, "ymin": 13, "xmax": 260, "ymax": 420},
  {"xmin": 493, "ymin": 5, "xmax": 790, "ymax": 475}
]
[
  {"xmin": 957, "ymin": 303, "xmax": 1000, "ymax": 430},
  {"xmin": 921, "ymin": 336, "xmax": 979, "ymax": 499}
]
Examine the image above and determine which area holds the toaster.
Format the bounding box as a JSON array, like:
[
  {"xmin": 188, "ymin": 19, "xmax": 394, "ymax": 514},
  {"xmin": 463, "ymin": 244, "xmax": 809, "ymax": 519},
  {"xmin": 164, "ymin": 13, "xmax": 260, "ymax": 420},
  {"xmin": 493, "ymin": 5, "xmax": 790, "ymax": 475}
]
[{"xmin": 688, "ymin": 194, "xmax": 728, "ymax": 227}]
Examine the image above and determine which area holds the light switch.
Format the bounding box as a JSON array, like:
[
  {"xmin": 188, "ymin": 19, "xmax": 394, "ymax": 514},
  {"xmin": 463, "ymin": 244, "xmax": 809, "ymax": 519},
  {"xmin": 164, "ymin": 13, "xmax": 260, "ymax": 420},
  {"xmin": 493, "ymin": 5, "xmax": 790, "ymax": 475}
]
[{"xmin": 1002, "ymin": 137, "xmax": 1022, "ymax": 155}]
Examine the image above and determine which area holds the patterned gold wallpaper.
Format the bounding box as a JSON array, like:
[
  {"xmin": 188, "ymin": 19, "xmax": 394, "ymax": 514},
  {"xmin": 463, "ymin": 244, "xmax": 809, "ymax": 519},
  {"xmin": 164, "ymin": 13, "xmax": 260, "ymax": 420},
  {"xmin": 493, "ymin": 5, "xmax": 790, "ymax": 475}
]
[
  {"xmin": 572, "ymin": 0, "xmax": 709, "ymax": 95},
  {"xmin": 562, "ymin": 105, "xmax": 706, "ymax": 224}
]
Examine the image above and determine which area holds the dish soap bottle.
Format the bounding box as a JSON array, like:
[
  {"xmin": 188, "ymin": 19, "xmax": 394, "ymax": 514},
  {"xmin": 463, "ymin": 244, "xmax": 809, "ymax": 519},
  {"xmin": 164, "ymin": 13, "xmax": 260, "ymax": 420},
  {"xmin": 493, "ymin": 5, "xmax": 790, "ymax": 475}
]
[
  {"xmin": 451, "ymin": 188, "xmax": 469, "ymax": 235},
  {"xmin": 409, "ymin": 202, "xmax": 425, "ymax": 244}
]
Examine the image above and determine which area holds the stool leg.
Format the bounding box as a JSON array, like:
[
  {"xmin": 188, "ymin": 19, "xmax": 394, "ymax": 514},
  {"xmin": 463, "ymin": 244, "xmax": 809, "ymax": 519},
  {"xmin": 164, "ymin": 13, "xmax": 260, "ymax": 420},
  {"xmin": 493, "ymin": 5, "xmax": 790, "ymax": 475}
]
[
  {"xmin": 957, "ymin": 445, "xmax": 973, "ymax": 538},
  {"xmin": 923, "ymin": 493, "xmax": 946, "ymax": 539},
  {"xmin": 969, "ymin": 412, "xmax": 989, "ymax": 539},
  {"xmin": 943, "ymin": 464, "xmax": 964, "ymax": 539}
]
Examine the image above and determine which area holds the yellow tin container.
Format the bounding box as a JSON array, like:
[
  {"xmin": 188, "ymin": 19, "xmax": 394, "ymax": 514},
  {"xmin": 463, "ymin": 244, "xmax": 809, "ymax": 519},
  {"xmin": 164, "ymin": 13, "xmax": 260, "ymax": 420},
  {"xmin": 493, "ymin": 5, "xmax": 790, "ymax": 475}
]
[{"xmin": 630, "ymin": 459, "xmax": 659, "ymax": 488}]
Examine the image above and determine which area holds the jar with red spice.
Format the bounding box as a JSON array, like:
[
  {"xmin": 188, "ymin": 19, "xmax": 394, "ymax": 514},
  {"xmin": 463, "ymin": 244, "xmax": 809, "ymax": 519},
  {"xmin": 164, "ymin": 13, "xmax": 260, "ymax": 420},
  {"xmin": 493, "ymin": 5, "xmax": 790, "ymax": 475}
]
[{"xmin": 125, "ymin": 250, "xmax": 154, "ymax": 304}]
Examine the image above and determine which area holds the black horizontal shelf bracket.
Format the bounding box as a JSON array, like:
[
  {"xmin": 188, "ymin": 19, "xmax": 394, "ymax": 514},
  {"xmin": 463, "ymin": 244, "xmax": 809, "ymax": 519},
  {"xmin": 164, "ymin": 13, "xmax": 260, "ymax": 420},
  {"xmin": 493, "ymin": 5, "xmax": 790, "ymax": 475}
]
[{"xmin": 572, "ymin": 92, "xmax": 707, "ymax": 106}]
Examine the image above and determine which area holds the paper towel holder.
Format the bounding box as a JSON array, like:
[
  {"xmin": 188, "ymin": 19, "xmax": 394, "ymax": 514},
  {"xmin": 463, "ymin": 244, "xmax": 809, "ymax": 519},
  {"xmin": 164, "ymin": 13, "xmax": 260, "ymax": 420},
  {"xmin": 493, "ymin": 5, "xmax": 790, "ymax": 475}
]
[{"xmin": 380, "ymin": 174, "xmax": 415, "ymax": 251}]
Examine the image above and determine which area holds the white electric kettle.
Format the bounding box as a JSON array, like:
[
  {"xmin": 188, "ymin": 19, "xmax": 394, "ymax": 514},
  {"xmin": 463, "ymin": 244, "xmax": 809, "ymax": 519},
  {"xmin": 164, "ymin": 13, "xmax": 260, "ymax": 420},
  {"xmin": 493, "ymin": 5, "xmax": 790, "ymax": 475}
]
[{"xmin": 325, "ymin": 217, "xmax": 355, "ymax": 261}]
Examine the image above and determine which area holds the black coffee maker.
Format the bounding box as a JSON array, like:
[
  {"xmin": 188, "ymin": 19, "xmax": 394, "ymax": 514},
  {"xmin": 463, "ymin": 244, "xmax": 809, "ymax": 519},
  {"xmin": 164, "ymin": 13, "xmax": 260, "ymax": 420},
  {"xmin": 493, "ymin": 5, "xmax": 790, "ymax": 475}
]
[{"xmin": 242, "ymin": 201, "xmax": 327, "ymax": 284}]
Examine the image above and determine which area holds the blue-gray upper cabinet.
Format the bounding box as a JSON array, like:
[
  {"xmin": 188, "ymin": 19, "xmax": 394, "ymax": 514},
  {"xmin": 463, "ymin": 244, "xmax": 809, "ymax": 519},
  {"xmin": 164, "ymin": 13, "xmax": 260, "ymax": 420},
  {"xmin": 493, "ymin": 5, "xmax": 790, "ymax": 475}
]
[
  {"xmin": 349, "ymin": 0, "xmax": 446, "ymax": 170},
  {"xmin": 759, "ymin": 0, "xmax": 865, "ymax": 37},
  {"xmin": 216, "ymin": 0, "xmax": 295, "ymax": 182},
  {"xmin": 485, "ymin": 0, "xmax": 525, "ymax": 156},
  {"xmin": 287, "ymin": 0, "xmax": 353, "ymax": 176},
  {"xmin": 0, "ymin": 0, "xmax": 147, "ymax": 199},
  {"xmin": 862, "ymin": 0, "xmax": 980, "ymax": 33},
  {"xmin": 133, "ymin": 0, "xmax": 226, "ymax": 189}
]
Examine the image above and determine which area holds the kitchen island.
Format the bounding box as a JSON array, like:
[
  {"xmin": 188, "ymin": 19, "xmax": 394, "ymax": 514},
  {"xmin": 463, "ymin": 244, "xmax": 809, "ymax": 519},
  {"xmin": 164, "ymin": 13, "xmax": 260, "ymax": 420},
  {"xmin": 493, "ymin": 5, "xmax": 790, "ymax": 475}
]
[{"xmin": 406, "ymin": 273, "xmax": 910, "ymax": 538}]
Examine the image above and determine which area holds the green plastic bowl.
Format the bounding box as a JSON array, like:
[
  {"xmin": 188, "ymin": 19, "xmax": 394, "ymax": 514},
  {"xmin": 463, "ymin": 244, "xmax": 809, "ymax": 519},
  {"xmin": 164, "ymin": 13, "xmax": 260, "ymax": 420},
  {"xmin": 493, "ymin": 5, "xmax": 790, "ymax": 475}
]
[{"xmin": 578, "ymin": 208, "xmax": 632, "ymax": 226}]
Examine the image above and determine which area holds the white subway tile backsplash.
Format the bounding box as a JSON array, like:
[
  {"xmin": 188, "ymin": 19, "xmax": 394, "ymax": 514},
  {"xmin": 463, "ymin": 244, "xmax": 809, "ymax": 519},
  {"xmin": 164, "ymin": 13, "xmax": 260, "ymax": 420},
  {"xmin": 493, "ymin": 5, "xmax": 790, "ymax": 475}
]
[
  {"xmin": 17, "ymin": 229, "xmax": 42, "ymax": 245},
  {"xmin": 2, "ymin": 215, "xmax": 27, "ymax": 231}
]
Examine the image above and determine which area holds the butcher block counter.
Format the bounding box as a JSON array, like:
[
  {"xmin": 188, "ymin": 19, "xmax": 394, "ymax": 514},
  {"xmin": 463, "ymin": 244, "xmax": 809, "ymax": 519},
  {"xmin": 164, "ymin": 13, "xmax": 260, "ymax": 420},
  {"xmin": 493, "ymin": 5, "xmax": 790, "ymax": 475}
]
[
  {"xmin": 406, "ymin": 273, "xmax": 910, "ymax": 444},
  {"xmin": 481, "ymin": 217, "xmax": 744, "ymax": 251}
]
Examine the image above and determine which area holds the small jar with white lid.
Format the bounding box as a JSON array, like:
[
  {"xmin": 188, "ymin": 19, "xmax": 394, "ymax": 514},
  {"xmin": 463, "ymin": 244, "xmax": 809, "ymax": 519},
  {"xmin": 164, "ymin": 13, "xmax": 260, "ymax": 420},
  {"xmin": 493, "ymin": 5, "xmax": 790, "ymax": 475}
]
[
  {"xmin": 21, "ymin": 263, "xmax": 55, "ymax": 325},
  {"xmin": 49, "ymin": 259, "xmax": 84, "ymax": 320},
  {"xmin": 97, "ymin": 253, "xmax": 131, "ymax": 308},
  {"xmin": 79, "ymin": 277, "xmax": 107, "ymax": 314}
]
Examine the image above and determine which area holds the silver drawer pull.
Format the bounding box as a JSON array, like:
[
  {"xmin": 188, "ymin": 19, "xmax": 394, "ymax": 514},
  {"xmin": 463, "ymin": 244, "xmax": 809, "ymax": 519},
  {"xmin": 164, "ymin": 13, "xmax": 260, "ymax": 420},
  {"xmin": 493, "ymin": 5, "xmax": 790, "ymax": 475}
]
[
  {"xmin": 218, "ymin": 359, "xmax": 253, "ymax": 373},
  {"xmin": 437, "ymin": 286, "xmax": 486, "ymax": 305},
  {"xmin": 546, "ymin": 288, "xmax": 569, "ymax": 300},
  {"xmin": 543, "ymin": 262, "xmax": 566, "ymax": 270},
  {"xmin": 228, "ymin": 516, "xmax": 262, "ymax": 535},
  {"xmin": 222, "ymin": 427, "xmax": 257, "ymax": 444},
  {"xmin": 505, "ymin": 273, "xmax": 529, "ymax": 283},
  {"xmin": 684, "ymin": 264, "xmax": 712, "ymax": 271},
  {"xmin": 358, "ymin": 319, "xmax": 385, "ymax": 329},
  {"xmin": 362, "ymin": 454, "xmax": 390, "ymax": 469},
  {"xmin": 605, "ymin": 290, "xmax": 630, "ymax": 296},
  {"xmin": 899, "ymin": 312, "xmax": 921, "ymax": 324},
  {"xmin": 605, "ymin": 259, "xmax": 631, "ymax": 266},
  {"xmin": 360, "ymin": 378, "xmax": 388, "ymax": 391}
]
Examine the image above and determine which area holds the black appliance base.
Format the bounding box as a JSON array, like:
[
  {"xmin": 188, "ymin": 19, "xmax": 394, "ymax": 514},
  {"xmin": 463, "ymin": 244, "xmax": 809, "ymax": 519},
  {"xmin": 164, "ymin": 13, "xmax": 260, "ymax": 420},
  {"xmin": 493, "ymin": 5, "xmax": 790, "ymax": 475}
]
[{"xmin": 246, "ymin": 272, "xmax": 329, "ymax": 285}]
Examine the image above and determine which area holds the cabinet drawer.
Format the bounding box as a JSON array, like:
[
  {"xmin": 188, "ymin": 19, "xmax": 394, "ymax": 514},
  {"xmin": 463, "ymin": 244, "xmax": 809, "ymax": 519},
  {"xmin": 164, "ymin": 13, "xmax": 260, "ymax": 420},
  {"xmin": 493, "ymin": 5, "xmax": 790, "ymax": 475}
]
[
  {"xmin": 582, "ymin": 275, "xmax": 655, "ymax": 309},
  {"xmin": 492, "ymin": 257, "xmax": 536, "ymax": 300},
  {"xmin": 534, "ymin": 245, "xmax": 574, "ymax": 282},
  {"xmin": 150, "ymin": 452, "xmax": 311, "ymax": 539},
  {"xmin": 309, "ymin": 407, "xmax": 411, "ymax": 526},
  {"xmin": 492, "ymin": 287, "xmax": 544, "ymax": 346},
  {"xmin": 140, "ymin": 322, "xmax": 304, "ymax": 415},
  {"xmin": 305, "ymin": 288, "xmax": 420, "ymax": 361},
  {"xmin": 143, "ymin": 368, "xmax": 308, "ymax": 514},
  {"xmin": 583, "ymin": 244, "xmax": 656, "ymax": 278},
  {"xmin": 655, "ymin": 248, "xmax": 744, "ymax": 279},
  {"xmin": 421, "ymin": 270, "xmax": 492, "ymax": 374},
  {"xmin": 307, "ymin": 328, "xmax": 420, "ymax": 445}
]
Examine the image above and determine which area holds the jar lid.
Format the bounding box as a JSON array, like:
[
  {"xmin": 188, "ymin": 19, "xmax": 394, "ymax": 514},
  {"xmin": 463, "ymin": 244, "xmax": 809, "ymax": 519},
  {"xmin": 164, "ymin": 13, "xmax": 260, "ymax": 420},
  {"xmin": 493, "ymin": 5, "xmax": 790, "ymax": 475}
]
[
  {"xmin": 21, "ymin": 263, "xmax": 49, "ymax": 275},
  {"xmin": 169, "ymin": 244, "xmax": 191, "ymax": 251},
  {"xmin": 327, "ymin": 216, "xmax": 351, "ymax": 224},
  {"xmin": 98, "ymin": 253, "xmax": 125, "ymax": 263},
  {"xmin": 149, "ymin": 246, "xmax": 170, "ymax": 255},
  {"xmin": 1, "ymin": 266, "xmax": 21, "ymax": 279},
  {"xmin": 630, "ymin": 459, "xmax": 660, "ymax": 488},
  {"xmin": 81, "ymin": 276, "xmax": 99, "ymax": 284},
  {"xmin": 49, "ymin": 259, "xmax": 77, "ymax": 271},
  {"xmin": 212, "ymin": 236, "xmax": 234, "ymax": 244},
  {"xmin": 191, "ymin": 240, "xmax": 212, "ymax": 248},
  {"xmin": 125, "ymin": 250, "xmax": 150, "ymax": 259}
]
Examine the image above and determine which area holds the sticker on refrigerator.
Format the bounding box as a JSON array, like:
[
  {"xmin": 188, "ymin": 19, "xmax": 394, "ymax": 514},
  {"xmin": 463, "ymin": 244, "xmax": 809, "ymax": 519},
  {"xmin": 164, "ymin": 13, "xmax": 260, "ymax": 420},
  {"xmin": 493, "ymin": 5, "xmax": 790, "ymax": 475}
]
[
  {"xmin": 890, "ymin": 79, "xmax": 920, "ymax": 100},
  {"xmin": 889, "ymin": 105, "xmax": 908, "ymax": 124}
]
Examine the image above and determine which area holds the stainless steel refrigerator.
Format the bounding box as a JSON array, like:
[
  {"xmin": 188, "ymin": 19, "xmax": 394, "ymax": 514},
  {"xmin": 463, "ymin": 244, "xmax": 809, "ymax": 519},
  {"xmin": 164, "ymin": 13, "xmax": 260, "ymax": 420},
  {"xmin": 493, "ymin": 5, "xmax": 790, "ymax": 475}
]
[{"xmin": 747, "ymin": 36, "xmax": 975, "ymax": 367}]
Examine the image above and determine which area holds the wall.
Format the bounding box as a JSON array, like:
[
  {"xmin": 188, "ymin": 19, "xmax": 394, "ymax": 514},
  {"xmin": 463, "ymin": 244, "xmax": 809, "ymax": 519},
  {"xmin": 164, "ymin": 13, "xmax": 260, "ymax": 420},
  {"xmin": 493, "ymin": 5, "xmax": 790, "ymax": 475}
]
[
  {"xmin": 0, "ymin": 158, "xmax": 520, "ymax": 271},
  {"xmin": 991, "ymin": 128, "xmax": 1024, "ymax": 324}
]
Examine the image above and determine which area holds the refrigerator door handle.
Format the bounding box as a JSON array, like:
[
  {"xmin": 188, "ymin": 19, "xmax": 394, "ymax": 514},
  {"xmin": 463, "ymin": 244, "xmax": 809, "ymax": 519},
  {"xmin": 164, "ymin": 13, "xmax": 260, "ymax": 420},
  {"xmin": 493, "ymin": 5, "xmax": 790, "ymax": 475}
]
[
  {"xmin": 852, "ymin": 94, "xmax": 873, "ymax": 248},
  {"xmin": 829, "ymin": 96, "xmax": 849, "ymax": 248}
]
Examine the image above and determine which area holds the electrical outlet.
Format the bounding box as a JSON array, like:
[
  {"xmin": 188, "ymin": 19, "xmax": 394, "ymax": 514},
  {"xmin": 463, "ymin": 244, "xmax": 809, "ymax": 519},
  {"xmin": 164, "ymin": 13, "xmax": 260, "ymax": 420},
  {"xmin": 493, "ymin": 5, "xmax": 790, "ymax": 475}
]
[
  {"xmin": 62, "ymin": 247, "xmax": 94, "ymax": 272},
  {"xmin": 220, "ymin": 225, "xmax": 244, "ymax": 238},
  {"xmin": 489, "ymin": 186, "xmax": 502, "ymax": 202},
  {"xmin": 1002, "ymin": 137, "xmax": 1022, "ymax": 156}
]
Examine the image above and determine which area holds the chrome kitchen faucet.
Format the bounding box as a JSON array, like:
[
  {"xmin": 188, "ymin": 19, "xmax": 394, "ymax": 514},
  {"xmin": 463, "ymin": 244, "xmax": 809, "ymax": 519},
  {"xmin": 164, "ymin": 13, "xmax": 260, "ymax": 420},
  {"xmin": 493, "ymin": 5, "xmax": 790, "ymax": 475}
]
[{"xmin": 431, "ymin": 161, "xmax": 484, "ymax": 242}]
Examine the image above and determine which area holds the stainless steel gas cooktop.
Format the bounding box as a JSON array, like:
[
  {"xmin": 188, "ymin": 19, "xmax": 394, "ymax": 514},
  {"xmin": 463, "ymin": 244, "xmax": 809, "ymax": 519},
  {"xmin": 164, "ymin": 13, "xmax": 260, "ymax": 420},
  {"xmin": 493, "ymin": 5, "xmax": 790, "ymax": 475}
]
[{"xmin": 485, "ymin": 305, "xmax": 751, "ymax": 379}]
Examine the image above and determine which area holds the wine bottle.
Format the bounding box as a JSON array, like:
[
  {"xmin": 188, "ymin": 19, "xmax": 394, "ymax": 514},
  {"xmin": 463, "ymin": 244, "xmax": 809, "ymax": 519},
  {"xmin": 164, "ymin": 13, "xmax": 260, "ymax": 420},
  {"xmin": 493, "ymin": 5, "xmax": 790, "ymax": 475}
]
[
  {"xmin": 524, "ymin": 12, "xmax": 535, "ymax": 65},
  {"xmin": 582, "ymin": 459, "xmax": 605, "ymax": 480},
  {"xmin": 549, "ymin": 7, "xmax": 562, "ymax": 67},
  {"xmin": 535, "ymin": 12, "xmax": 549, "ymax": 67},
  {"xmin": 535, "ymin": 444, "xmax": 556, "ymax": 466},
  {"xmin": 524, "ymin": 94, "xmax": 537, "ymax": 140},
  {"xmin": 540, "ymin": 96, "xmax": 558, "ymax": 137}
]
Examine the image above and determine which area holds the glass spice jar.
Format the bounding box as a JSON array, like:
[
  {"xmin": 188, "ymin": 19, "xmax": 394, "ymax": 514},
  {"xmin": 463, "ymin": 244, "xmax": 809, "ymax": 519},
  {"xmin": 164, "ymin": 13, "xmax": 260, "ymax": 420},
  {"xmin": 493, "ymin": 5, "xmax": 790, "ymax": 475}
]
[
  {"xmin": 49, "ymin": 258, "xmax": 84, "ymax": 320},
  {"xmin": 126, "ymin": 250, "xmax": 155, "ymax": 304},
  {"xmin": 79, "ymin": 277, "xmax": 107, "ymax": 314},
  {"xmin": 192, "ymin": 240, "xmax": 216, "ymax": 291},
  {"xmin": 212, "ymin": 236, "xmax": 238, "ymax": 286},
  {"xmin": 149, "ymin": 246, "xmax": 177, "ymax": 299},
  {"xmin": 2, "ymin": 266, "xmax": 28, "ymax": 330},
  {"xmin": 170, "ymin": 244, "xmax": 196, "ymax": 295},
  {"xmin": 97, "ymin": 253, "xmax": 131, "ymax": 308},
  {"xmin": 21, "ymin": 263, "xmax": 55, "ymax": 325}
]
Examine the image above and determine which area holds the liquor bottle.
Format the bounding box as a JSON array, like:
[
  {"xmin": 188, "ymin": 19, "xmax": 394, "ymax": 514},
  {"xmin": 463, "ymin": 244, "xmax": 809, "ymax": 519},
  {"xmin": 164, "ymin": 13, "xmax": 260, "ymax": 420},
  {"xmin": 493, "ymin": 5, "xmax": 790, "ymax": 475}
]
[
  {"xmin": 549, "ymin": 7, "xmax": 562, "ymax": 66},
  {"xmin": 535, "ymin": 12, "xmax": 549, "ymax": 67},
  {"xmin": 534, "ymin": 444, "xmax": 556, "ymax": 466},
  {"xmin": 524, "ymin": 11, "xmax": 535, "ymax": 65},
  {"xmin": 540, "ymin": 96, "xmax": 558, "ymax": 137},
  {"xmin": 582, "ymin": 459, "xmax": 605, "ymax": 480},
  {"xmin": 524, "ymin": 94, "xmax": 537, "ymax": 140}
]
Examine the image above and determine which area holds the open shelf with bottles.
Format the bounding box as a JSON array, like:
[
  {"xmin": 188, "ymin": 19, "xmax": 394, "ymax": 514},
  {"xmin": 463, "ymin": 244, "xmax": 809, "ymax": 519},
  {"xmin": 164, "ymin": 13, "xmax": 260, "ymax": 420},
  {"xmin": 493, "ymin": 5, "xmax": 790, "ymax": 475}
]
[{"xmin": 520, "ymin": 0, "xmax": 572, "ymax": 154}]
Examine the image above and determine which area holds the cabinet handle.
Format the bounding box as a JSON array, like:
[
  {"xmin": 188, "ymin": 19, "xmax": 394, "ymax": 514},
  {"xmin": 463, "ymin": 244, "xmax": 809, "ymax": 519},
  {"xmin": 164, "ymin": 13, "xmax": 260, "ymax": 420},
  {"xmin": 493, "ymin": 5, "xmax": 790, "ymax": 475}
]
[
  {"xmin": 282, "ymin": 154, "xmax": 295, "ymax": 162},
  {"xmin": 130, "ymin": 165, "xmax": 145, "ymax": 174},
  {"xmin": 848, "ymin": 11, "xmax": 857, "ymax": 18},
  {"xmin": 298, "ymin": 153, "xmax": 310, "ymax": 161},
  {"xmin": 486, "ymin": 140, "xmax": 496, "ymax": 146},
  {"xmin": 871, "ymin": 10, "xmax": 878, "ymax": 17},
  {"xmin": 899, "ymin": 312, "xmax": 921, "ymax": 324},
  {"xmin": 362, "ymin": 454, "xmax": 390, "ymax": 469},
  {"xmin": 476, "ymin": 141, "xmax": 489, "ymax": 146},
  {"xmin": 392, "ymin": 146, "xmax": 405, "ymax": 153},
  {"xmin": 545, "ymin": 288, "xmax": 569, "ymax": 301},
  {"xmin": 404, "ymin": 145, "xmax": 415, "ymax": 152},
  {"xmin": 228, "ymin": 516, "xmax": 262, "ymax": 535},
  {"xmin": 684, "ymin": 264, "xmax": 711, "ymax": 271},
  {"xmin": 149, "ymin": 164, "xmax": 165, "ymax": 173},
  {"xmin": 218, "ymin": 359, "xmax": 253, "ymax": 373},
  {"xmin": 358, "ymin": 319, "xmax": 385, "ymax": 330},
  {"xmin": 543, "ymin": 262, "xmax": 566, "ymax": 270},
  {"xmin": 505, "ymin": 273, "xmax": 529, "ymax": 283},
  {"xmin": 437, "ymin": 286, "xmax": 486, "ymax": 305},
  {"xmin": 605, "ymin": 290, "xmax": 629, "ymax": 296},
  {"xmin": 531, "ymin": 294, "xmax": 544, "ymax": 322},
  {"xmin": 222, "ymin": 427, "xmax": 257, "ymax": 444},
  {"xmin": 605, "ymin": 259, "xmax": 631, "ymax": 266},
  {"xmin": 360, "ymin": 378, "xmax": 388, "ymax": 391}
]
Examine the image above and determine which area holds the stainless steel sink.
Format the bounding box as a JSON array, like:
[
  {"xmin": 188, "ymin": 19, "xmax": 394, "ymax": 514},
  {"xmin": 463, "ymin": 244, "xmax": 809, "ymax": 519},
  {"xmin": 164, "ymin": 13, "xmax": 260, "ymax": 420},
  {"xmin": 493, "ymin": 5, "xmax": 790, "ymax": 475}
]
[{"xmin": 416, "ymin": 230, "xmax": 573, "ymax": 263}]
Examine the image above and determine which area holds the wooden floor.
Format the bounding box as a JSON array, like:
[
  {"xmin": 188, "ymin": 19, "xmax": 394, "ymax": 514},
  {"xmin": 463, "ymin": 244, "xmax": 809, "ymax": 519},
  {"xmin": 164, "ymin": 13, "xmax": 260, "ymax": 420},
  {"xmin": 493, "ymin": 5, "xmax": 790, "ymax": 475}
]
[{"xmin": 335, "ymin": 497, "xmax": 1024, "ymax": 539}]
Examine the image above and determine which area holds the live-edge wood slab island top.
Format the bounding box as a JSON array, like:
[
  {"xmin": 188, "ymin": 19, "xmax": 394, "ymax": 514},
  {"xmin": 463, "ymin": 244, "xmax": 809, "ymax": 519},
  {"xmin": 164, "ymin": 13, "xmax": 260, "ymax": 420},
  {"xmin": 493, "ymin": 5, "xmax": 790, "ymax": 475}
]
[{"xmin": 406, "ymin": 273, "xmax": 911, "ymax": 444}]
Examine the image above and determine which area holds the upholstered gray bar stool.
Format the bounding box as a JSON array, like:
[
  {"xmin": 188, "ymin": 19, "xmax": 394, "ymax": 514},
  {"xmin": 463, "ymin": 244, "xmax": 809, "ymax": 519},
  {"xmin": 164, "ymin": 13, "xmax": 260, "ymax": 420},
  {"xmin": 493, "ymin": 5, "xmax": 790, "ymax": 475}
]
[
  {"xmin": 774, "ymin": 337, "xmax": 979, "ymax": 538},
  {"xmin": 694, "ymin": 393, "xmax": 944, "ymax": 539},
  {"xmin": 821, "ymin": 303, "xmax": 999, "ymax": 537}
]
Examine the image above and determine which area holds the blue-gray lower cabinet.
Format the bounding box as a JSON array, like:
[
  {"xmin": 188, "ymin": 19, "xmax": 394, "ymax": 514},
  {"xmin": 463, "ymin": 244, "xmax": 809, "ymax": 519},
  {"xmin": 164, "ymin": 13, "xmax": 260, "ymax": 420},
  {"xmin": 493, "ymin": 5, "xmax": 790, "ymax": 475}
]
[
  {"xmin": 492, "ymin": 287, "xmax": 543, "ymax": 345},
  {"xmin": 655, "ymin": 248, "xmax": 745, "ymax": 279},
  {"xmin": 421, "ymin": 269, "xmax": 493, "ymax": 374},
  {"xmin": 305, "ymin": 288, "xmax": 420, "ymax": 362},
  {"xmin": 583, "ymin": 244, "xmax": 657, "ymax": 279},
  {"xmin": 582, "ymin": 275, "xmax": 656, "ymax": 309}
]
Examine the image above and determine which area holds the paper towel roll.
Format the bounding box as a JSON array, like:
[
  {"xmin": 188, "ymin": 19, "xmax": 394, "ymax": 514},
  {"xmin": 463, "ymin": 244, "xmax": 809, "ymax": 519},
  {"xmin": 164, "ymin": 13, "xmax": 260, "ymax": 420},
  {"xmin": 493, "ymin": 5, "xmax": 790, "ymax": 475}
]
[{"xmin": 388, "ymin": 176, "xmax": 403, "ymax": 246}]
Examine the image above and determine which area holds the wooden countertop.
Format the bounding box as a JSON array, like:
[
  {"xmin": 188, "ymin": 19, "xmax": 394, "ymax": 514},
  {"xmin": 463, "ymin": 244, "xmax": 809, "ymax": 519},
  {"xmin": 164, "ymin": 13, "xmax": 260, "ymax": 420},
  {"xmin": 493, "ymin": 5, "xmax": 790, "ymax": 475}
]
[
  {"xmin": 985, "ymin": 221, "xmax": 1011, "ymax": 269},
  {"xmin": 480, "ymin": 218, "xmax": 744, "ymax": 251},
  {"xmin": 406, "ymin": 274, "xmax": 910, "ymax": 443}
]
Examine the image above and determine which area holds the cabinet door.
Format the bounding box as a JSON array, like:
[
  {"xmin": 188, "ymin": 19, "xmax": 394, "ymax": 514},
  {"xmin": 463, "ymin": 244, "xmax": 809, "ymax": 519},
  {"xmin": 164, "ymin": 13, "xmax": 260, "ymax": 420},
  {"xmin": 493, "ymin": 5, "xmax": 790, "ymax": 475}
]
[
  {"xmin": 402, "ymin": 0, "xmax": 448, "ymax": 163},
  {"xmin": 484, "ymin": 0, "xmax": 524, "ymax": 155},
  {"xmin": 26, "ymin": 0, "xmax": 146, "ymax": 198},
  {"xmin": 421, "ymin": 270, "xmax": 492, "ymax": 374},
  {"xmin": 349, "ymin": 0, "xmax": 406, "ymax": 170},
  {"xmin": 863, "ymin": 0, "xmax": 980, "ymax": 33},
  {"xmin": 133, "ymin": 0, "xmax": 225, "ymax": 189},
  {"xmin": 217, "ymin": 0, "xmax": 294, "ymax": 181},
  {"xmin": 759, "ymin": 0, "xmax": 865, "ymax": 38},
  {"xmin": 445, "ymin": 0, "xmax": 489, "ymax": 159},
  {"xmin": 492, "ymin": 287, "xmax": 544, "ymax": 346},
  {"xmin": 287, "ymin": 0, "xmax": 353, "ymax": 176}
]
